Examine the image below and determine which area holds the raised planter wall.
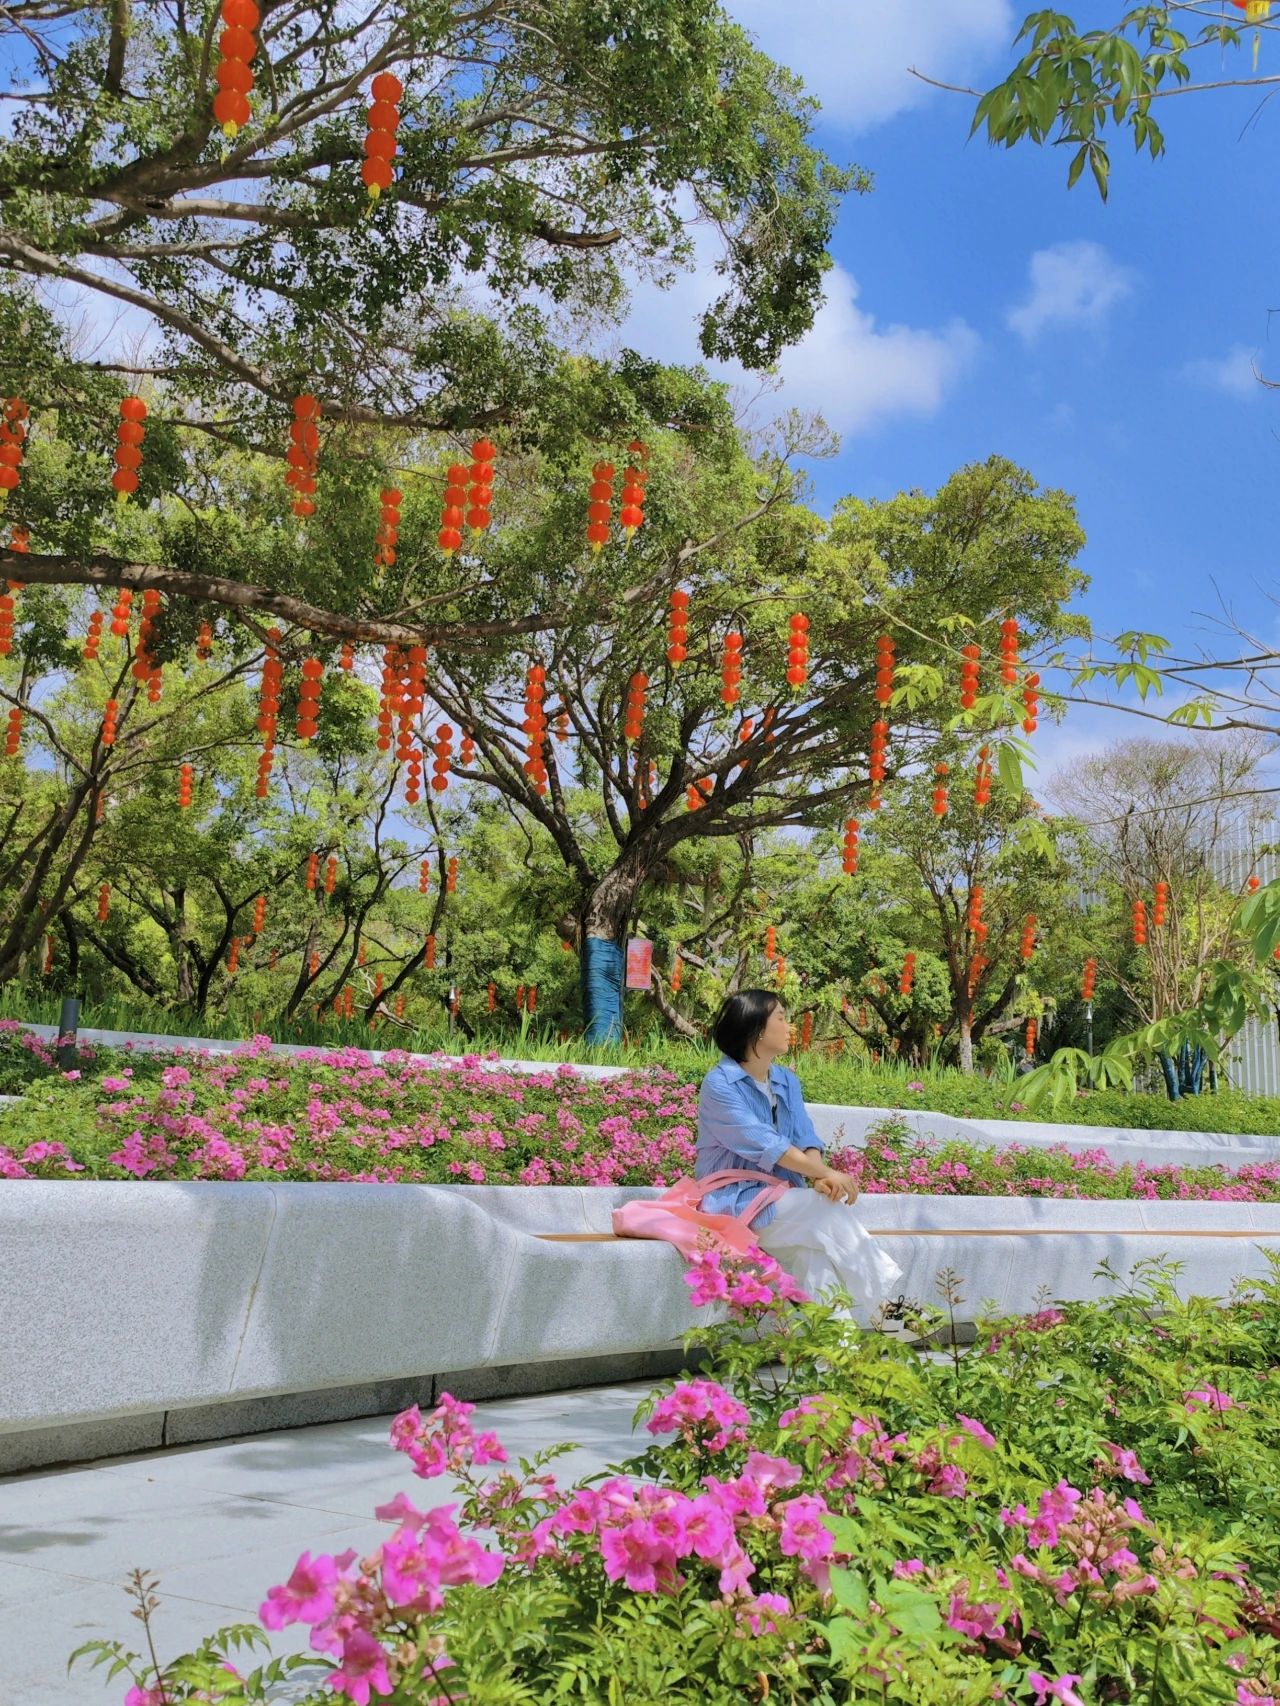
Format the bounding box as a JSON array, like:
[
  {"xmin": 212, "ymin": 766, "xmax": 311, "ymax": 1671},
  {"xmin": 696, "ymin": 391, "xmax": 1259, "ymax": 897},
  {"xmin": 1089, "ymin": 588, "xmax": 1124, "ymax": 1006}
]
[
  {"xmin": 3, "ymin": 1029, "xmax": 1280, "ymax": 1473},
  {"xmin": 4, "ymin": 1178, "xmax": 1280, "ymax": 1474}
]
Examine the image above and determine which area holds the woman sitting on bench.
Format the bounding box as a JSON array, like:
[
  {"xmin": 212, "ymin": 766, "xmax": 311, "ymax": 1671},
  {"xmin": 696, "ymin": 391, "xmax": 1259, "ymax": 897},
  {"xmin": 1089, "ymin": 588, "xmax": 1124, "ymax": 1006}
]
[{"xmin": 697, "ymin": 989, "xmax": 901, "ymax": 1319}]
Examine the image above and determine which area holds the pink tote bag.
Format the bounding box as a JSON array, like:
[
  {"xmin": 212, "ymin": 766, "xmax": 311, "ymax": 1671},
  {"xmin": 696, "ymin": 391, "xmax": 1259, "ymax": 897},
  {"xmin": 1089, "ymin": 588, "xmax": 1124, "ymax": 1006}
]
[{"xmin": 611, "ymin": 1168, "xmax": 790, "ymax": 1259}]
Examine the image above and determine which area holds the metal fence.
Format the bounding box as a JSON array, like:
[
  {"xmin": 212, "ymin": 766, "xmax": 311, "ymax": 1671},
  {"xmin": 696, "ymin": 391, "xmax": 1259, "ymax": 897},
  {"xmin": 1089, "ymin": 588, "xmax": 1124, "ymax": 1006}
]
[{"xmin": 1208, "ymin": 834, "xmax": 1280, "ymax": 1096}]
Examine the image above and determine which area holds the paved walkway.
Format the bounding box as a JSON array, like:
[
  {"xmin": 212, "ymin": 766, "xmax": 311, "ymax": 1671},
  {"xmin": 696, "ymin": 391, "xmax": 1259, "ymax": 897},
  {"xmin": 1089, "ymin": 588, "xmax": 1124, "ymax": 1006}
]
[{"xmin": 0, "ymin": 1382, "xmax": 651, "ymax": 1706}]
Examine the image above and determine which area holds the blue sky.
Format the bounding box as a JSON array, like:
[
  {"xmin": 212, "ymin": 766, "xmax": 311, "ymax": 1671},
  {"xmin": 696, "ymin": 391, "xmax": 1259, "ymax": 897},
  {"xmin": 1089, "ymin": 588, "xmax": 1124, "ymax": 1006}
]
[{"xmin": 622, "ymin": 2, "xmax": 1280, "ymax": 720}]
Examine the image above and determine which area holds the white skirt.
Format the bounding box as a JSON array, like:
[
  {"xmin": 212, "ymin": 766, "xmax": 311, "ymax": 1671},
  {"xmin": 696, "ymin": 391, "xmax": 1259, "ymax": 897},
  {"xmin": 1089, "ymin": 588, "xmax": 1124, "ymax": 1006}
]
[{"xmin": 756, "ymin": 1189, "xmax": 903, "ymax": 1323}]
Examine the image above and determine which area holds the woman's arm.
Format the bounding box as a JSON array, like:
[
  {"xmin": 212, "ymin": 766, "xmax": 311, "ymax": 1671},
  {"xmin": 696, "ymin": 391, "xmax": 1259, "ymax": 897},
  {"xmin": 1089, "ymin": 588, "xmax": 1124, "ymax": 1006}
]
[{"xmin": 774, "ymin": 1144, "xmax": 859, "ymax": 1203}]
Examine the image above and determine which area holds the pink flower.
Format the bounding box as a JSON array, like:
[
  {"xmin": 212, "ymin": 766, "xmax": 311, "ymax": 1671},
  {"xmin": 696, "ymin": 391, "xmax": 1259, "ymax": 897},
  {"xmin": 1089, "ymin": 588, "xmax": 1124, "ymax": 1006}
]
[
  {"xmin": 330, "ymin": 1627, "xmax": 394, "ymax": 1705},
  {"xmin": 124, "ymin": 1689, "xmax": 166, "ymax": 1706},
  {"xmin": 955, "ymin": 1413, "xmax": 997, "ymax": 1449},
  {"xmin": 599, "ymin": 1518, "xmax": 677, "ymax": 1594},
  {"xmin": 1185, "ymin": 1385, "xmax": 1240, "ymax": 1415},
  {"xmin": 946, "ymin": 1592, "xmax": 1006, "ymax": 1641},
  {"xmin": 1027, "ymin": 1673, "xmax": 1085, "ymax": 1706},
  {"xmin": 778, "ymin": 1494, "xmax": 834, "ymax": 1563},
  {"xmin": 1100, "ymin": 1441, "xmax": 1151, "ymax": 1484},
  {"xmin": 259, "ymin": 1550, "xmax": 339, "ymax": 1629},
  {"xmin": 737, "ymin": 1591, "xmax": 791, "ymax": 1635},
  {"xmin": 1238, "ymin": 1686, "xmax": 1278, "ymax": 1706}
]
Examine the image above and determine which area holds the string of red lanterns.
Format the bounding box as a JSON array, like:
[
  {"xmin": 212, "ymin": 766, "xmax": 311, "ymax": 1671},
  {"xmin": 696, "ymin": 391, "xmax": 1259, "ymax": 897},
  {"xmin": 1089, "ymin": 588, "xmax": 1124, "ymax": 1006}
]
[
  {"xmin": 1132, "ymin": 898, "xmax": 1147, "ymax": 947},
  {"xmin": 112, "ymin": 397, "xmax": 146, "ymax": 502},
  {"xmin": 286, "ymin": 395, "xmax": 320, "ymax": 518},
  {"xmin": 931, "ymin": 762, "xmax": 949, "ymax": 817},
  {"xmin": 666, "ymin": 588, "xmax": 690, "ymax": 666},
  {"xmin": 900, "ymin": 951, "xmax": 916, "ymax": 997},
  {"xmin": 212, "ymin": 0, "xmax": 259, "ymax": 138},
  {"xmin": 432, "ymin": 722, "xmax": 453, "ymax": 793},
  {"xmin": 959, "ymin": 642, "xmax": 980, "ymax": 710},
  {"xmin": 4, "ymin": 706, "xmax": 21, "ymax": 757},
  {"xmin": 787, "ymin": 613, "xmax": 809, "ymax": 689},
  {"xmin": 467, "ymin": 439, "xmax": 495, "ymax": 534},
  {"xmin": 841, "ymin": 817, "xmax": 859, "ymax": 875},
  {"xmin": 0, "ymin": 398, "xmax": 28, "ymax": 501},
  {"xmin": 523, "ymin": 666, "xmax": 548, "ymax": 795},
  {"xmin": 587, "ymin": 461, "xmax": 614, "ymax": 553},
  {"xmin": 1019, "ymin": 915, "xmax": 1037, "ymax": 962},
  {"xmin": 362, "ymin": 72, "xmax": 402, "ymax": 199},
  {"xmin": 375, "ymin": 488, "xmax": 402, "ymax": 571},
  {"xmin": 624, "ymin": 671, "xmax": 648, "ymax": 743},
  {"xmin": 1153, "ymin": 880, "xmax": 1169, "ymax": 927},
  {"xmin": 177, "ymin": 762, "xmax": 194, "ymax": 809}
]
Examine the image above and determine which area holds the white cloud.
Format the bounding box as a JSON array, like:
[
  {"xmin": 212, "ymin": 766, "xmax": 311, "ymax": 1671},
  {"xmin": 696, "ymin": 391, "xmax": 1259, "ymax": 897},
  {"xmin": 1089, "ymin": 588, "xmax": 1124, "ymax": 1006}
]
[
  {"xmin": 612, "ymin": 250, "xmax": 978, "ymax": 439},
  {"xmin": 774, "ymin": 265, "xmax": 979, "ymax": 435},
  {"xmin": 1007, "ymin": 241, "xmax": 1136, "ymax": 342},
  {"xmin": 1182, "ymin": 344, "xmax": 1262, "ymax": 399},
  {"xmin": 728, "ymin": 0, "xmax": 1016, "ymax": 133}
]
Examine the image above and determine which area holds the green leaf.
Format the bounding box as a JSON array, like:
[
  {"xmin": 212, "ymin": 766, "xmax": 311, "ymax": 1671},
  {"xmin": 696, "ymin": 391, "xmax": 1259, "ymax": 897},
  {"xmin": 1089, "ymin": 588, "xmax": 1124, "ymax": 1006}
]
[{"xmin": 997, "ymin": 742, "xmax": 1024, "ymax": 797}]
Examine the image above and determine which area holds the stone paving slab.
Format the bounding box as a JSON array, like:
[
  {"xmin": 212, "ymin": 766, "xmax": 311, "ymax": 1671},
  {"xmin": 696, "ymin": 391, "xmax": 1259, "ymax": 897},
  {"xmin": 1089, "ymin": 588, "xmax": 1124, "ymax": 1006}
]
[{"xmin": 0, "ymin": 1380, "xmax": 650, "ymax": 1706}]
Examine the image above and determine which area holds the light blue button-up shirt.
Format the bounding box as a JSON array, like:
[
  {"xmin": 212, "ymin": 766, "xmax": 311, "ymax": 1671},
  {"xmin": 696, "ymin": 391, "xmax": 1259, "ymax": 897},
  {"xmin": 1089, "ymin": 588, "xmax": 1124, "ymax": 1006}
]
[{"xmin": 695, "ymin": 1055, "xmax": 825, "ymax": 1229}]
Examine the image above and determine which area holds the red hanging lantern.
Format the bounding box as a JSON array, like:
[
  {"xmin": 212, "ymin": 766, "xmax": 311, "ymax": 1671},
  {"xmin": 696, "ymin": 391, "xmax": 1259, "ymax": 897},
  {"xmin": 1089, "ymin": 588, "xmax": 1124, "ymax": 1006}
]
[
  {"xmin": 1246, "ymin": 874, "xmax": 1261, "ymax": 895},
  {"xmin": 305, "ymin": 851, "xmax": 319, "ymax": 891},
  {"xmin": 524, "ymin": 666, "xmax": 548, "ymax": 795},
  {"xmin": 424, "ymin": 933, "xmax": 436, "ymax": 969},
  {"xmin": 1132, "ymin": 898, "xmax": 1147, "ymax": 947},
  {"xmin": 666, "ymin": 587, "xmax": 690, "ymax": 666},
  {"xmin": 3, "ymin": 705, "xmax": 21, "ymax": 758},
  {"xmin": 324, "ymin": 854, "xmax": 338, "ymax": 895},
  {"xmin": 1081, "ymin": 958, "xmax": 1097, "ymax": 1001},
  {"xmin": 841, "ymin": 818, "xmax": 859, "ymax": 875},
  {"xmin": 527, "ymin": 984, "xmax": 538, "ymax": 1015},
  {"xmin": 132, "ymin": 588, "xmax": 161, "ymax": 682},
  {"xmin": 670, "ymin": 955, "xmax": 683, "ymax": 994},
  {"xmin": 467, "ymin": 439, "xmax": 495, "ymax": 534},
  {"xmin": 1153, "ymin": 880, "xmax": 1169, "ymax": 926},
  {"xmin": 999, "ymin": 617, "xmax": 1019, "ymax": 685},
  {"xmin": 974, "ymin": 746, "xmax": 992, "ymax": 811},
  {"xmin": 0, "ymin": 398, "xmax": 29, "ymax": 501},
  {"xmin": 374, "ymin": 487, "xmax": 402, "ymax": 571},
  {"xmin": 774, "ymin": 954, "xmax": 787, "ymax": 989},
  {"xmin": 721, "ymin": 632, "xmax": 743, "ymax": 706},
  {"xmin": 340, "ymin": 641, "xmax": 355, "ymax": 671},
  {"xmin": 96, "ymin": 881, "xmax": 111, "ymax": 923},
  {"xmin": 787, "ymin": 613, "xmax": 809, "ymax": 689},
  {"xmin": 0, "ymin": 587, "xmax": 14, "ymax": 658},
  {"xmin": 252, "ymin": 894, "xmax": 266, "ymax": 935},
  {"xmin": 959, "ymin": 642, "xmax": 981, "ymax": 711},
  {"xmin": 255, "ymin": 629, "xmax": 282, "ymax": 798},
  {"xmin": 1024, "ymin": 1017, "xmax": 1037, "ymax": 1056},
  {"xmin": 874, "ymin": 633, "xmax": 895, "ymax": 705},
  {"xmin": 418, "ymin": 858, "xmax": 431, "ymax": 895},
  {"xmin": 432, "ymin": 722, "xmax": 454, "ymax": 793},
  {"xmin": 362, "ymin": 71, "xmax": 402, "ymax": 198},
  {"xmin": 100, "ymin": 698, "xmax": 119, "ymax": 747},
  {"xmin": 446, "ymin": 855, "xmax": 458, "ymax": 894},
  {"xmin": 1022, "ymin": 672, "xmax": 1040, "ymax": 735},
  {"xmin": 764, "ymin": 923, "xmax": 777, "ymax": 962},
  {"xmin": 867, "ymin": 718, "xmax": 889, "ymax": 809},
  {"xmin": 195, "ymin": 620, "xmax": 214, "ymax": 661},
  {"xmin": 109, "ymin": 587, "xmax": 133, "ymax": 639},
  {"xmin": 286, "ymin": 395, "xmax": 320, "ymax": 519},
  {"xmin": 227, "ymin": 936, "xmax": 241, "ymax": 977},
  {"xmin": 113, "ymin": 397, "xmax": 147, "ymax": 502},
  {"xmin": 554, "ymin": 710, "xmax": 570, "ymax": 743},
  {"xmin": 83, "ymin": 609, "xmax": 104, "ymax": 661},
  {"xmin": 212, "ymin": 0, "xmax": 259, "ymax": 137},
  {"xmin": 438, "ymin": 461, "xmax": 468, "ymax": 555},
  {"xmin": 487, "ymin": 980, "xmax": 496, "ymax": 1013},
  {"xmin": 932, "ymin": 762, "xmax": 949, "ymax": 817},
  {"xmin": 900, "ymin": 951, "xmax": 915, "ymax": 997},
  {"xmin": 296, "ymin": 657, "xmax": 323, "ymax": 741},
  {"xmin": 686, "ymin": 776, "xmax": 712, "ymax": 812},
  {"xmin": 460, "ymin": 730, "xmax": 475, "ymax": 768},
  {"xmin": 587, "ymin": 460, "xmax": 614, "ymax": 552},
  {"xmin": 619, "ymin": 443, "xmax": 647, "ymax": 537},
  {"xmin": 967, "ymin": 883, "xmax": 984, "ymax": 936},
  {"xmin": 624, "ymin": 671, "xmax": 648, "ymax": 743},
  {"xmin": 1020, "ymin": 915, "xmax": 1037, "ymax": 962}
]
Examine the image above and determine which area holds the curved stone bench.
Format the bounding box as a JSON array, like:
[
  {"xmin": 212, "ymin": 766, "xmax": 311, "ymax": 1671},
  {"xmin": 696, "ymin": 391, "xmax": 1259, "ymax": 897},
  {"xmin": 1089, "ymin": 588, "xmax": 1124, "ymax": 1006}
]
[{"xmin": 4, "ymin": 1180, "xmax": 1280, "ymax": 1473}]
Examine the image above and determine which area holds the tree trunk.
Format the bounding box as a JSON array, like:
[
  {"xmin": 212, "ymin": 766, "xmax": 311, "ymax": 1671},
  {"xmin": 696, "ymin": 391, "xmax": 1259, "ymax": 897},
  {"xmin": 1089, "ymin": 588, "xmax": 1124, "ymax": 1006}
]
[
  {"xmin": 580, "ymin": 847, "xmax": 655, "ymax": 1043},
  {"xmin": 957, "ymin": 1013, "xmax": 974, "ymax": 1075}
]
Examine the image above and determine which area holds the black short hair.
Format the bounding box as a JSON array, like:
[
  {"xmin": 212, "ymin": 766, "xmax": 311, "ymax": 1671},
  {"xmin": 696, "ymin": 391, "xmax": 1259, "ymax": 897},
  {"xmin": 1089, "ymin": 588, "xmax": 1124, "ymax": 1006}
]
[{"xmin": 712, "ymin": 989, "xmax": 782, "ymax": 1063}]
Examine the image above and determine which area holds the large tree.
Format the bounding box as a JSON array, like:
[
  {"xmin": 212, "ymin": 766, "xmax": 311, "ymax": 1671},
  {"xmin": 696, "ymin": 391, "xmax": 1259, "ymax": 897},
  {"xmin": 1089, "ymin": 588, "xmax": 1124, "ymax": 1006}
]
[
  {"xmin": 433, "ymin": 455, "xmax": 1089, "ymax": 1039},
  {"xmin": 0, "ymin": 0, "xmax": 855, "ymax": 642}
]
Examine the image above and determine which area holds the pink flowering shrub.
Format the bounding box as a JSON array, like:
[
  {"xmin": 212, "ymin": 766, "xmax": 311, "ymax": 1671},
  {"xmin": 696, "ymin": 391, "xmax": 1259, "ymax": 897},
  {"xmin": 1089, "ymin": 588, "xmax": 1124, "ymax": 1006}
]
[
  {"xmin": 76, "ymin": 1248, "xmax": 1280, "ymax": 1704},
  {"xmin": 6, "ymin": 1042, "xmax": 1280, "ymax": 1202}
]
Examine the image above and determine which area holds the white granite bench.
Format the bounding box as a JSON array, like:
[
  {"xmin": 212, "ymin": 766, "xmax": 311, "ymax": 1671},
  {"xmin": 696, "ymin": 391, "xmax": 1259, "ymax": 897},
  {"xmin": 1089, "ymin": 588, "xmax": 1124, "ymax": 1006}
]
[{"xmin": 4, "ymin": 1179, "xmax": 1279, "ymax": 1473}]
